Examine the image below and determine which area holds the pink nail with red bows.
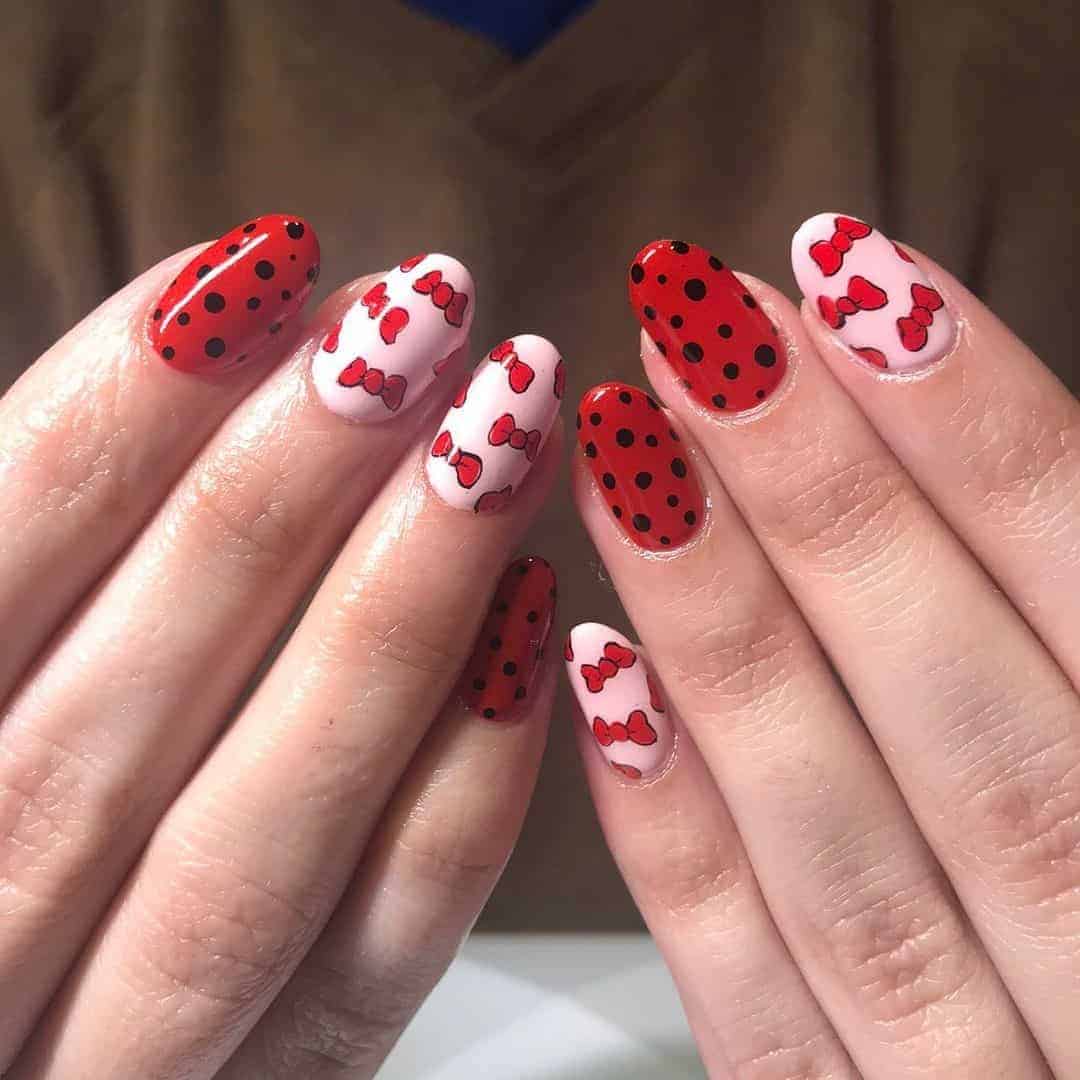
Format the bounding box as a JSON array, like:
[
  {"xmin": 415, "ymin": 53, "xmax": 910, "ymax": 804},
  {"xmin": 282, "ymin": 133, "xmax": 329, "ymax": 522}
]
[
  {"xmin": 791, "ymin": 212, "xmax": 956, "ymax": 372},
  {"xmin": 312, "ymin": 253, "xmax": 474, "ymax": 422},
  {"xmin": 565, "ymin": 622, "xmax": 674, "ymax": 781},
  {"xmin": 427, "ymin": 334, "xmax": 563, "ymax": 513}
]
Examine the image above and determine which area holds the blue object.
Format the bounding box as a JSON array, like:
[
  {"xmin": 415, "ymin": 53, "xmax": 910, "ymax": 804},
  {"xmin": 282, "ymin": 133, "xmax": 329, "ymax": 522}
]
[{"xmin": 406, "ymin": 0, "xmax": 593, "ymax": 58}]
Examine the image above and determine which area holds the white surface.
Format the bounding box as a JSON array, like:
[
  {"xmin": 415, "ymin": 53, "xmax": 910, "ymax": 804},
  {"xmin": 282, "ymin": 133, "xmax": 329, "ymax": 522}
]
[{"xmin": 380, "ymin": 933, "xmax": 703, "ymax": 1079}]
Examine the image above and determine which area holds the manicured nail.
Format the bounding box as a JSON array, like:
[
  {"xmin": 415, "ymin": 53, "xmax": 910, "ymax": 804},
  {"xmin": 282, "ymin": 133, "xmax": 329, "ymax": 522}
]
[
  {"xmin": 791, "ymin": 212, "xmax": 956, "ymax": 371},
  {"xmin": 312, "ymin": 253, "xmax": 474, "ymax": 422},
  {"xmin": 628, "ymin": 239, "xmax": 787, "ymax": 413},
  {"xmin": 460, "ymin": 556, "xmax": 556, "ymax": 720},
  {"xmin": 565, "ymin": 623, "xmax": 673, "ymax": 780},
  {"xmin": 577, "ymin": 382, "xmax": 704, "ymax": 551},
  {"xmin": 150, "ymin": 214, "xmax": 320, "ymax": 374},
  {"xmin": 428, "ymin": 334, "xmax": 563, "ymax": 512}
]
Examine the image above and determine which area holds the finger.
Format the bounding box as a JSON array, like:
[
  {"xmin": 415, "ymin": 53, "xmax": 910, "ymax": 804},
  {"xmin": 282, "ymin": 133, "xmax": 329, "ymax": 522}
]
[
  {"xmin": 220, "ymin": 560, "xmax": 557, "ymax": 1079},
  {"xmin": 565, "ymin": 630, "xmax": 858, "ymax": 1080},
  {"xmin": 0, "ymin": 255, "xmax": 474, "ymax": 1065},
  {"xmin": 628, "ymin": 238, "xmax": 1079, "ymax": 1073},
  {"xmin": 791, "ymin": 212, "xmax": 1080, "ymax": 688},
  {"xmin": 12, "ymin": 347, "xmax": 563, "ymax": 1079},
  {"xmin": 571, "ymin": 381, "xmax": 1048, "ymax": 1077},
  {"xmin": 0, "ymin": 213, "xmax": 319, "ymax": 700}
]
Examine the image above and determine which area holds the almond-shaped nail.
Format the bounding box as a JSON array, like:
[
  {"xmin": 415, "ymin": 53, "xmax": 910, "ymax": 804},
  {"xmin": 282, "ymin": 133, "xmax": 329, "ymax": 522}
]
[
  {"xmin": 629, "ymin": 239, "xmax": 787, "ymax": 413},
  {"xmin": 577, "ymin": 382, "xmax": 704, "ymax": 551},
  {"xmin": 565, "ymin": 622, "xmax": 674, "ymax": 780},
  {"xmin": 461, "ymin": 556, "xmax": 556, "ymax": 720},
  {"xmin": 791, "ymin": 212, "xmax": 956, "ymax": 371},
  {"xmin": 312, "ymin": 253, "xmax": 474, "ymax": 421},
  {"xmin": 150, "ymin": 213, "xmax": 320, "ymax": 374},
  {"xmin": 428, "ymin": 334, "xmax": 563, "ymax": 513}
]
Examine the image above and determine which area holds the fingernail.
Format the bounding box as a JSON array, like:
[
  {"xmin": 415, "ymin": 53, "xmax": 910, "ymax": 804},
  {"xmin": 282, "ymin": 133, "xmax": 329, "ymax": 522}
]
[
  {"xmin": 791, "ymin": 212, "xmax": 956, "ymax": 371},
  {"xmin": 150, "ymin": 214, "xmax": 320, "ymax": 374},
  {"xmin": 428, "ymin": 334, "xmax": 563, "ymax": 513},
  {"xmin": 461, "ymin": 556, "xmax": 556, "ymax": 720},
  {"xmin": 565, "ymin": 623, "xmax": 674, "ymax": 780},
  {"xmin": 577, "ymin": 382, "xmax": 704, "ymax": 551},
  {"xmin": 312, "ymin": 253, "xmax": 475, "ymax": 422},
  {"xmin": 629, "ymin": 239, "xmax": 787, "ymax": 413}
]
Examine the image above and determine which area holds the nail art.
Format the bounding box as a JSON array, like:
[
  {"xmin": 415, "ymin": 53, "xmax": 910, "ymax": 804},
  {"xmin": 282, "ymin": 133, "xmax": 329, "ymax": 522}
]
[
  {"xmin": 461, "ymin": 556, "xmax": 556, "ymax": 720},
  {"xmin": 577, "ymin": 382, "xmax": 704, "ymax": 551},
  {"xmin": 565, "ymin": 622, "xmax": 674, "ymax": 780},
  {"xmin": 629, "ymin": 239, "xmax": 787, "ymax": 413},
  {"xmin": 428, "ymin": 334, "xmax": 563, "ymax": 512},
  {"xmin": 150, "ymin": 214, "xmax": 320, "ymax": 374},
  {"xmin": 791, "ymin": 212, "xmax": 956, "ymax": 371},
  {"xmin": 311, "ymin": 253, "xmax": 475, "ymax": 421}
]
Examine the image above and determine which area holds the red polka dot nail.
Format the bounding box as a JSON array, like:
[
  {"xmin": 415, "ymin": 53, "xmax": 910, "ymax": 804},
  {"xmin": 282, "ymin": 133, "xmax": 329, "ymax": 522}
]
[
  {"xmin": 628, "ymin": 239, "xmax": 787, "ymax": 413},
  {"xmin": 460, "ymin": 556, "xmax": 557, "ymax": 720},
  {"xmin": 577, "ymin": 382, "xmax": 704, "ymax": 551},
  {"xmin": 149, "ymin": 213, "xmax": 320, "ymax": 374}
]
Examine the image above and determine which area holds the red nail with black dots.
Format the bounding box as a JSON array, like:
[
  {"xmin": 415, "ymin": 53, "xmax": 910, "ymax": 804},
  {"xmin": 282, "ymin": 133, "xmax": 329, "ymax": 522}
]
[
  {"xmin": 460, "ymin": 556, "xmax": 557, "ymax": 721},
  {"xmin": 628, "ymin": 239, "xmax": 787, "ymax": 413},
  {"xmin": 577, "ymin": 382, "xmax": 704, "ymax": 551},
  {"xmin": 149, "ymin": 213, "xmax": 320, "ymax": 374}
]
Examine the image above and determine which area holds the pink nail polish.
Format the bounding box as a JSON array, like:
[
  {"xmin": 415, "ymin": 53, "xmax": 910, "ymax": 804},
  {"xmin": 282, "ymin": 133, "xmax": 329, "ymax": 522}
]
[
  {"xmin": 311, "ymin": 253, "xmax": 474, "ymax": 421},
  {"xmin": 791, "ymin": 212, "xmax": 956, "ymax": 371},
  {"xmin": 427, "ymin": 334, "xmax": 563, "ymax": 513},
  {"xmin": 565, "ymin": 622, "xmax": 674, "ymax": 780}
]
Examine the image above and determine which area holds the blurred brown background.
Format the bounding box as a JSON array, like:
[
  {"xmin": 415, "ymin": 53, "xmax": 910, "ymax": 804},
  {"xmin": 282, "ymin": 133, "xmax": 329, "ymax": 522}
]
[{"xmin": 1, "ymin": 0, "xmax": 1076, "ymax": 929}]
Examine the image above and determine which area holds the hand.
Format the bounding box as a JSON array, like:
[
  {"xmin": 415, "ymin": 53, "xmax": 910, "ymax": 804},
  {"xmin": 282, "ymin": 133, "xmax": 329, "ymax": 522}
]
[
  {"xmin": 0, "ymin": 216, "xmax": 563, "ymax": 1078},
  {"xmin": 567, "ymin": 219, "xmax": 1079, "ymax": 1078}
]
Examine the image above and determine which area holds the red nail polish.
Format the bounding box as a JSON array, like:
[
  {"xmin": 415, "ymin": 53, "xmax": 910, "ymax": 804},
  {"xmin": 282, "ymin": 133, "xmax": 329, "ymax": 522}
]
[
  {"xmin": 629, "ymin": 239, "xmax": 787, "ymax": 413},
  {"xmin": 461, "ymin": 556, "xmax": 557, "ymax": 720},
  {"xmin": 149, "ymin": 214, "xmax": 320, "ymax": 374},
  {"xmin": 577, "ymin": 382, "xmax": 704, "ymax": 551}
]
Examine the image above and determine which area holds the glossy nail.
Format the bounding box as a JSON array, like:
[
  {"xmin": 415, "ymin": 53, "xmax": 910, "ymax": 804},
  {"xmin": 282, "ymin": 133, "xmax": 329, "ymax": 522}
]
[
  {"xmin": 565, "ymin": 623, "xmax": 674, "ymax": 780},
  {"xmin": 791, "ymin": 212, "xmax": 956, "ymax": 371},
  {"xmin": 629, "ymin": 239, "xmax": 787, "ymax": 413},
  {"xmin": 461, "ymin": 556, "xmax": 556, "ymax": 720},
  {"xmin": 312, "ymin": 253, "xmax": 474, "ymax": 421},
  {"xmin": 428, "ymin": 334, "xmax": 563, "ymax": 513},
  {"xmin": 577, "ymin": 382, "xmax": 704, "ymax": 551},
  {"xmin": 150, "ymin": 214, "xmax": 320, "ymax": 374}
]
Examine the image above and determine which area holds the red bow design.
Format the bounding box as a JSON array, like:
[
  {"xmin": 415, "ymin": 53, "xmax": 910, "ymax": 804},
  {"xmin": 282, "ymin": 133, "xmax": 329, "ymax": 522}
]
[
  {"xmin": 474, "ymin": 484, "xmax": 513, "ymax": 513},
  {"xmin": 452, "ymin": 375, "xmax": 470, "ymax": 408},
  {"xmin": 564, "ymin": 635, "xmax": 574, "ymax": 662},
  {"xmin": 488, "ymin": 413, "xmax": 542, "ymax": 461},
  {"xmin": 817, "ymin": 275, "xmax": 887, "ymax": 330},
  {"xmin": 399, "ymin": 253, "xmax": 427, "ymax": 272},
  {"xmin": 490, "ymin": 340, "xmax": 535, "ymax": 394},
  {"xmin": 361, "ymin": 281, "xmax": 389, "ymax": 318},
  {"xmin": 610, "ymin": 762, "xmax": 642, "ymax": 779},
  {"xmin": 809, "ymin": 215, "xmax": 872, "ymax": 276},
  {"xmin": 580, "ymin": 642, "xmax": 636, "ymax": 693},
  {"xmin": 336, "ymin": 357, "xmax": 407, "ymax": 411},
  {"xmin": 359, "ymin": 282, "xmax": 410, "ymax": 344},
  {"xmin": 321, "ymin": 321, "xmax": 342, "ymax": 353},
  {"xmin": 896, "ymin": 283, "xmax": 944, "ymax": 352},
  {"xmin": 431, "ymin": 430, "xmax": 482, "ymax": 488},
  {"xmin": 647, "ymin": 672, "xmax": 666, "ymax": 714},
  {"xmin": 592, "ymin": 709, "xmax": 657, "ymax": 747},
  {"xmin": 413, "ymin": 270, "xmax": 469, "ymax": 328},
  {"xmin": 854, "ymin": 346, "xmax": 888, "ymax": 369},
  {"xmin": 553, "ymin": 358, "xmax": 566, "ymax": 400}
]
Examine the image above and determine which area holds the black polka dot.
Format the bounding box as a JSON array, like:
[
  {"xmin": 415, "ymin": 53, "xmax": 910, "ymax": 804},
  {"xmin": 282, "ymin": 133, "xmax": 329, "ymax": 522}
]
[
  {"xmin": 645, "ymin": 434, "xmax": 658, "ymax": 447},
  {"xmin": 631, "ymin": 513, "xmax": 651, "ymax": 532},
  {"xmin": 635, "ymin": 471, "xmax": 653, "ymax": 489},
  {"xmin": 161, "ymin": 346, "xmax": 175, "ymax": 360},
  {"xmin": 667, "ymin": 494, "xmax": 679, "ymax": 507},
  {"xmin": 657, "ymin": 274, "xmax": 667, "ymax": 284},
  {"xmin": 754, "ymin": 344, "xmax": 777, "ymax": 368},
  {"xmin": 490, "ymin": 635, "xmax": 502, "ymax": 649},
  {"xmin": 204, "ymin": 292, "xmax": 226, "ymax": 313},
  {"xmin": 618, "ymin": 390, "xmax": 632, "ymax": 404},
  {"xmin": 684, "ymin": 510, "xmax": 697, "ymax": 526},
  {"xmin": 717, "ymin": 323, "xmax": 733, "ymax": 338},
  {"xmin": 483, "ymin": 707, "xmax": 496, "ymax": 719},
  {"xmin": 503, "ymin": 661, "xmax": 517, "ymax": 676},
  {"xmin": 496, "ymin": 601, "xmax": 508, "ymax": 613},
  {"xmin": 671, "ymin": 457, "xmax": 687, "ymax": 478},
  {"xmin": 196, "ymin": 264, "xmax": 212, "ymax": 279},
  {"xmin": 237, "ymin": 354, "xmax": 248, "ymax": 363},
  {"xmin": 612, "ymin": 505, "xmax": 623, "ymax": 519},
  {"xmin": 660, "ymin": 536, "xmax": 671, "ymax": 546},
  {"xmin": 243, "ymin": 222, "xmax": 257, "ymax": 233},
  {"xmin": 255, "ymin": 260, "xmax": 275, "ymax": 280},
  {"xmin": 684, "ymin": 278, "xmax": 707, "ymax": 302},
  {"xmin": 670, "ymin": 314, "xmax": 684, "ymax": 329},
  {"xmin": 712, "ymin": 393, "xmax": 727, "ymax": 408},
  {"xmin": 671, "ymin": 240, "xmax": 690, "ymax": 254},
  {"xmin": 306, "ymin": 265, "xmax": 320, "ymax": 283},
  {"xmin": 589, "ymin": 411, "xmax": 602, "ymax": 426},
  {"xmin": 682, "ymin": 342, "xmax": 703, "ymax": 364},
  {"xmin": 630, "ymin": 263, "xmax": 645, "ymax": 284},
  {"xmin": 602, "ymin": 472, "xmax": 616, "ymax": 489},
  {"xmin": 289, "ymin": 253, "xmax": 297, "ymax": 261},
  {"xmin": 268, "ymin": 322, "xmax": 282, "ymax": 334},
  {"xmin": 670, "ymin": 428, "xmax": 680, "ymax": 440},
  {"xmin": 616, "ymin": 428, "xmax": 634, "ymax": 448},
  {"xmin": 742, "ymin": 293, "xmax": 757, "ymax": 308},
  {"xmin": 527, "ymin": 610, "xmax": 539, "ymax": 623},
  {"xmin": 682, "ymin": 378, "xmax": 692, "ymax": 389},
  {"xmin": 473, "ymin": 677, "xmax": 487, "ymax": 691},
  {"xmin": 246, "ymin": 296, "xmax": 261, "ymax": 310},
  {"xmin": 756, "ymin": 389, "xmax": 766, "ymax": 399},
  {"xmin": 286, "ymin": 221, "xmax": 305, "ymax": 240},
  {"xmin": 724, "ymin": 362, "xmax": 740, "ymax": 380},
  {"xmin": 656, "ymin": 341, "xmax": 667, "ymax": 357},
  {"xmin": 281, "ymin": 289, "xmax": 292, "ymax": 301},
  {"xmin": 584, "ymin": 441, "xmax": 597, "ymax": 458},
  {"xmin": 177, "ymin": 312, "xmax": 190, "ymax": 326},
  {"xmin": 226, "ymin": 243, "xmax": 240, "ymax": 255},
  {"xmin": 708, "ymin": 255, "xmax": 724, "ymax": 271},
  {"xmin": 515, "ymin": 686, "xmax": 527, "ymax": 700},
  {"xmin": 646, "ymin": 396, "xmax": 661, "ymax": 410},
  {"xmin": 643, "ymin": 305, "xmax": 656, "ymax": 320},
  {"xmin": 205, "ymin": 337, "xmax": 226, "ymax": 358},
  {"xmin": 152, "ymin": 308, "xmax": 162, "ymax": 320}
]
